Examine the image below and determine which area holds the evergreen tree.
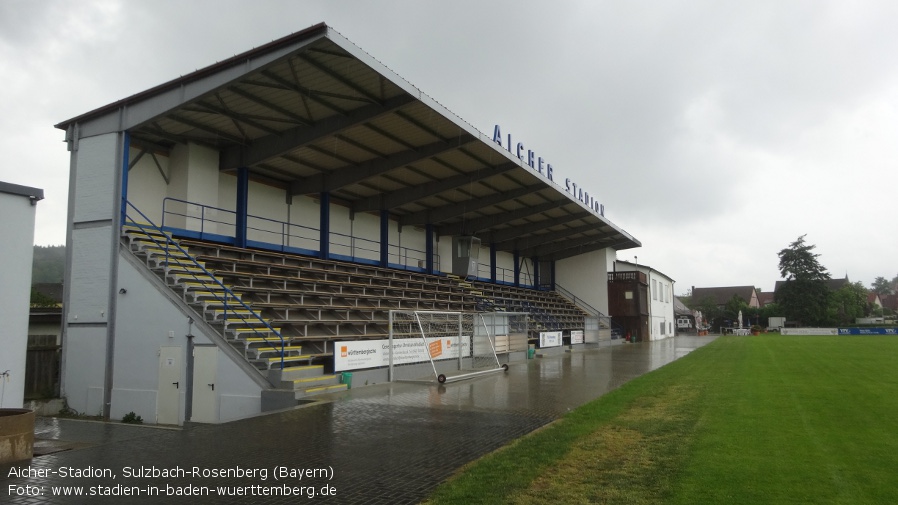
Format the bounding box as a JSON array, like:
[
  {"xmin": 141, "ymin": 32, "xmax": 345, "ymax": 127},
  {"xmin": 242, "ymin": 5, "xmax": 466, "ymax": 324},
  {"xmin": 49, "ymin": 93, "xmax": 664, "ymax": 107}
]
[{"xmin": 776, "ymin": 235, "xmax": 831, "ymax": 326}]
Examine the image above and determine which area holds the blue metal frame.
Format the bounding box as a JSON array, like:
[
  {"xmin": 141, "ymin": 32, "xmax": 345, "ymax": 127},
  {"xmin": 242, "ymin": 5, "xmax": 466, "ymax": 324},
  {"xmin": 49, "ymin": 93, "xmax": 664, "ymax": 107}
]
[
  {"xmin": 513, "ymin": 250, "xmax": 520, "ymax": 287},
  {"xmin": 490, "ymin": 243, "xmax": 497, "ymax": 283},
  {"xmin": 120, "ymin": 132, "xmax": 130, "ymax": 226},
  {"xmin": 533, "ymin": 256, "xmax": 540, "ymax": 289},
  {"xmin": 235, "ymin": 167, "xmax": 249, "ymax": 248},
  {"xmin": 425, "ymin": 223, "xmax": 434, "ymax": 274},
  {"xmin": 319, "ymin": 192, "xmax": 330, "ymax": 260},
  {"xmin": 379, "ymin": 209, "xmax": 389, "ymax": 268}
]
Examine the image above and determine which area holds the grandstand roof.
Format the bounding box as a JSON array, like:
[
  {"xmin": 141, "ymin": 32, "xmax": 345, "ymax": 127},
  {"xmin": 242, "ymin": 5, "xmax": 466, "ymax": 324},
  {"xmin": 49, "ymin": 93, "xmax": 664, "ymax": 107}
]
[{"xmin": 56, "ymin": 22, "xmax": 639, "ymax": 260}]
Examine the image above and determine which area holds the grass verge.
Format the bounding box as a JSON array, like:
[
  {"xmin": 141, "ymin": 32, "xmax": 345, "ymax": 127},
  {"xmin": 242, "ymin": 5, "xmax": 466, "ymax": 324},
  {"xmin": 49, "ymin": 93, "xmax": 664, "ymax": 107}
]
[{"xmin": 423, "ymin": 336, "xmax": 898, "ymax": 505}]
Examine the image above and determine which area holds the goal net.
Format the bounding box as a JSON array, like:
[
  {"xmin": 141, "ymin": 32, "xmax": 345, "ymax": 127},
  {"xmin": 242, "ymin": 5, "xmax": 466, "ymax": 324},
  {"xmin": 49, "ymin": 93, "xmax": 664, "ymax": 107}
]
[{"xmin": 388, "ymin": 310, "xmax": 507, "ymax": 383}]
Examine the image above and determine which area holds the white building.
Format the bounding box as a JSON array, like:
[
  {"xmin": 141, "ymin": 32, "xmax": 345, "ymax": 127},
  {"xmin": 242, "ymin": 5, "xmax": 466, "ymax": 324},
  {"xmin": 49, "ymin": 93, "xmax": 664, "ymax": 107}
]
[
  {"xmin": 0, "ymin": 181, "xmax": 44, "ymax": 408},
  {"xmin": 615, "ymin": 260, "xmax": 676, "ymax": 341}
]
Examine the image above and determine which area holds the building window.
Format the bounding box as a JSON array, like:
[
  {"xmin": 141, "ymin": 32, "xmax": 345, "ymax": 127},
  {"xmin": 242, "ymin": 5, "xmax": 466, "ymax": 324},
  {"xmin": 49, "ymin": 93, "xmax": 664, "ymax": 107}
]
[
  {"xmin": 660, "ymin": 321, "xmax": 665, "ymax": 335},
  {"xmin": 652, "ymin": 279, "xmax": 657, "ymax": 300},
  {"xmin": 625, "ymin": 291, "xmax": 633, "ymax": 300}
]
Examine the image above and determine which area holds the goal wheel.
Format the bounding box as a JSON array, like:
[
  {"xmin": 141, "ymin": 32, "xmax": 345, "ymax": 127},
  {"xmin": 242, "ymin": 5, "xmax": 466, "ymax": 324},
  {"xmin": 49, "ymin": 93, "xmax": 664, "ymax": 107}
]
[
  {"xmin": 501, "ymin": 364, "xmax": 509, "ymax": 372},
  {"xmin": 437, "ymin": 374, "xmax": 447, "ymax": 383}
]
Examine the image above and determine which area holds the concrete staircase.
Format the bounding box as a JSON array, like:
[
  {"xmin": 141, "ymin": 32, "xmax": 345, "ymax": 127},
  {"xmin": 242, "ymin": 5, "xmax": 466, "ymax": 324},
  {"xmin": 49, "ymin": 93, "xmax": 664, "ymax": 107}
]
[{"xmin": 123, "ymin": 223, "xmax": 346, "ymax": 399}]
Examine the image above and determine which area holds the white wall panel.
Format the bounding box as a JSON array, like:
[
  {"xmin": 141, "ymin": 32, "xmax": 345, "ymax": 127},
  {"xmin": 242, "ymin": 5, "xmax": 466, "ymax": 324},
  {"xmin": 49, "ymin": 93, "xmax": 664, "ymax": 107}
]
[
  {"xmin": 0, "ymin": 191, "xmax": 37, "ymax": 408},
  {"xmin": 556, "ymin": 249, "xmax": 613, "ymax": 315},
  {"xmin": 62, "ymin": 326, "xmax": 107, "ymax": 415},
  {"xmin": 126, "ymin": 150, "xmax": 169, "ymax": 224},
  {"xmin": 246, "ymin": 181, "xmax": 289, "ymax": 244},
  {"xmin": 73, "ymin": 133, "xmax": 118, "ymax": 223},
  {"xmin": 67, "ymin": 226, "xmax": 112, "ymax": 323}
]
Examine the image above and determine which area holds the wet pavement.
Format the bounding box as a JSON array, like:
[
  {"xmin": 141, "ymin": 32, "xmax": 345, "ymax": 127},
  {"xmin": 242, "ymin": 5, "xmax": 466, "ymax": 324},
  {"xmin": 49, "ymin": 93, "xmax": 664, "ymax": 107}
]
[{"xmin": 1, "ymin": 335, "xmax": 717, "ymax": 504}]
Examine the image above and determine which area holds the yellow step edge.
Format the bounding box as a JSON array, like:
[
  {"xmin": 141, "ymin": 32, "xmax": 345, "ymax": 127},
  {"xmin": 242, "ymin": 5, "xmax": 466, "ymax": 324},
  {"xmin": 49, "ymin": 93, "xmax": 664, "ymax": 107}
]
[
  {"xmin": 282, "ymin": 365, "xmax": 324, "ymax": 372},
  {"xmin": 304, "ymin": 384, "xmax": 348, "ymax": 393},
  {"xmin": 291, "ymin": 375, "xmax": 337, "ymax": 384},
  {"xmin": 255, "ymin": 346, "xmax": 303, "ymax": 352},
  {"xmin": 123, "ymin": 224, "xmax": 168, "ymax": 235},
  {"xmin": 268, "ymin": 355, "xmax": 316, "ymax": 363}
]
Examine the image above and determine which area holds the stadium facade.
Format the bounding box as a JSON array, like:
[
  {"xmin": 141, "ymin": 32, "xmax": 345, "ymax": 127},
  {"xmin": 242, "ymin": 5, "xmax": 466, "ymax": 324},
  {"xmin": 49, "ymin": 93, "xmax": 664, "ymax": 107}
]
[{"xmin": 55, "ymin": 23, "xmax": 640, "ymax": 424}]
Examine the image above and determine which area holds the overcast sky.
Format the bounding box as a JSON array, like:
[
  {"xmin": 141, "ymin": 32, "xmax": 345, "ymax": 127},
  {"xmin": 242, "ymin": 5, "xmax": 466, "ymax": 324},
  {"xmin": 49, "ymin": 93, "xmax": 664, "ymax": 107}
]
[{"xmin": 2, "ymin": 0, "xmax": 896, "ymax": 293}]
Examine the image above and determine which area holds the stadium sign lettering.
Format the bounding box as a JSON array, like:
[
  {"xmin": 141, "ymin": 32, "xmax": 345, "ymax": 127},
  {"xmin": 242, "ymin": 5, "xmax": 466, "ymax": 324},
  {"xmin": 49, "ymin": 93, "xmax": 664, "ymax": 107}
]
[{"xmin": 492, "ymin": 125, "xmax": 604, "ymax": 216}]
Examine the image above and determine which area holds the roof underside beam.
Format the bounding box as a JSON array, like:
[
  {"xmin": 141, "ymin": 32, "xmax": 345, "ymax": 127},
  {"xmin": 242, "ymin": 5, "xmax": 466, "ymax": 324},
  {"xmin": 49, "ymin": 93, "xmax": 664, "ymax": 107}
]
[
  {"xmin": 291, "ymin": 134, "xmax": 477, "ymax": 194},
  {"xmin": 352, "ymin": 162, "xmax": 518, "ymax": 213},
  {"xmin": 219, "ymin": 93, "xmax": 415, "ymax": 170},
  {"xmin": 399, "ymin": 183, "xmax": 543, "ymax": 227},
  {"xmin": 439, "ymin": 199, "xmax": 563, "ymax": 237},
  {"xmin": 523, "ymin": 234, "xmax": 616, "ymax": 260},
  {"xmin": 494, "ymin": 222, "xmax": 598, "ymax": 252},
  {"xmin": 482, "ymin": 211, "xmax": 592, "ymax": 246}
]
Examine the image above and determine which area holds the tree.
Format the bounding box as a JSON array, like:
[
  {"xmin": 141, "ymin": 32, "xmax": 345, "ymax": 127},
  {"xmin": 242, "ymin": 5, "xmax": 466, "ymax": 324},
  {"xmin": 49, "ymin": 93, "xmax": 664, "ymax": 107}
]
[
  {"xmin": 871, "ymin": 276, "xmax": 891, "ymax": 295},
  {"xmin": 778, "ymin": 235, "xmax": 830, "ymax": 282},
  {"xmin": 30, "ymin": 287, "xmax": 58, "ymax": 308},
  {"xmin": 32, "ymin": 245, "xmax": 66, "ymax": 284},
  {"xmin": 827, "ymin": 281, "xmax": 868, "ymax": 326},
  {"xmin": 776, "ymin": 235, "xmax": 831, "ymax": 326}
]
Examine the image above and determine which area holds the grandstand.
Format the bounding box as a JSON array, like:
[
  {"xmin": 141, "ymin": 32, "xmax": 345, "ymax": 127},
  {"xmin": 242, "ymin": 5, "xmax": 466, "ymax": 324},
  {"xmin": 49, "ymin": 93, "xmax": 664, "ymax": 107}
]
[{"xmin": 55, "ymin": 23, "xmax": 640, "ymax": 423}]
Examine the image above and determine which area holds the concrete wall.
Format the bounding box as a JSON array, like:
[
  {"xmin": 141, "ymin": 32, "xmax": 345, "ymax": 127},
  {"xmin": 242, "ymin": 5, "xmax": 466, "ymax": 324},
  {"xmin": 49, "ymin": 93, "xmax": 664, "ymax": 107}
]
[
  {"xmin": 111, "ymin": 254, "xmax": 264, "ymax": 423},
  {"xmin": 167, "ymin": 143, "xmax": 222, "ymax": 233},
  {"xmin": 555, "ymin": 249, "xmax": 614, "ymax": 315},
  {"xmin": 126, "ymin": 149, "xmax": 169, "ymax": 224},
  {"xmin": 0, "ymin": 187, "xmax": 39, "ymax": 408}
]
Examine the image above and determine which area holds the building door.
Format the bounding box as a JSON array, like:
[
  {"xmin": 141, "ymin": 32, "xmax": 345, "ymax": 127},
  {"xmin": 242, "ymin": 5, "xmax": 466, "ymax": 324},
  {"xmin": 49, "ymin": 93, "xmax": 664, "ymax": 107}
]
[
  {"xmin": 157, "ymin": 346, "xmax": 181, "ymax": 425},
  {"xmin": 191, "ymin": 345, "xmax": 219, "ymax": 423}
]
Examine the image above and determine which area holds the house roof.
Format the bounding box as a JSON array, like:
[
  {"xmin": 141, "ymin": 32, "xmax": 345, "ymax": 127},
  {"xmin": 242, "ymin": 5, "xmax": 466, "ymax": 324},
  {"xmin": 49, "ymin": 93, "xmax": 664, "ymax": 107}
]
[
  {"xmin": 758, "ymin": 291, "xmax": 775, "ymax": 306},
  {"xmin": 774, "ymin": 277, "xmax": 850, "ymax": 292},
  {"xmin": 881, "ymin": 294, "xmax": 898, "ymax": 311},
  {"xmin": 692, "ymin": 286, "xmax": 757, "ymax": 306},
  {"xmin": 55, "ymin": 23, "xmax": 640, "ymax": 260},
  {"xmin": 673, "ymin": 297, "xmax": 692, "ymax": 315},
  {"xmin": 615, "ymin": 260, "xmax": 675, "ymax": 283}
]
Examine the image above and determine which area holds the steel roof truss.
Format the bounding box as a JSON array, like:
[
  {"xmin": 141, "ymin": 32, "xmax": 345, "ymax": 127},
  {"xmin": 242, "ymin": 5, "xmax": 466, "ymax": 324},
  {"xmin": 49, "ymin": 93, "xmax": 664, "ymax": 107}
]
[
  {"xmin": 228, "ymin": 86, "xmax": 313, "ymax": 127},
  {"xmin": 362, "ymin": 122, "xmax": 417, "ymax": 151},
  {"xmin": 167, "ymin": 113, "xmax": 247, "ymax": 144},
  {"xmin": 353, "ymin": 161, "xmax": 517, "ymax": 212},
  {"xmin": 496, "ymin": 223, "xmax": 597, "ymax": 252},
  {"xmin": 482, "ymin": 211, "xmax": 591, "ymax": 245},
  {"xmin": 220, "ymin": 94, "xmax": 415, "ymax": 170},
  {"xmin": 523, "ymin": 234, "xmax": 615, "ymax": 259},
  {"xmin": 399, "ymin": 183, "xmax": 542, "ymax": 226},
  {"xmin": 296, "ymin": 53, "xmax": 383, "ymax": 105},
  {"xmin": 439, "ymin": 199, "xmax": 563, "ymax": 236},
  {"xmin": 292, "ymin": 134, "xmax": 476, "ymax": 194}
]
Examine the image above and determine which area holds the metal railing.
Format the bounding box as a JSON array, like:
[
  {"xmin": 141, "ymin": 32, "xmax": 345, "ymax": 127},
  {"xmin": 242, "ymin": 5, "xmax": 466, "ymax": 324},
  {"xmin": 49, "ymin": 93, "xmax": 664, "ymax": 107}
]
[
  {"xmin": 127, "ymin": 201, "xmax": 286, "ymax": 369},
  {"xmin": 161, "ymin": 197, "xmax": 436, "ymax": 270}
]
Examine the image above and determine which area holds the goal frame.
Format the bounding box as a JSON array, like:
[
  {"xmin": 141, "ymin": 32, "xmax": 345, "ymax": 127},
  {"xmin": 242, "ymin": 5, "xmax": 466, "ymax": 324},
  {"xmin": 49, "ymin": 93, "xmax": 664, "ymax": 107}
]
[{"xmin": 387, "ymin": 310, "xmax": 508, "ymax": 384}]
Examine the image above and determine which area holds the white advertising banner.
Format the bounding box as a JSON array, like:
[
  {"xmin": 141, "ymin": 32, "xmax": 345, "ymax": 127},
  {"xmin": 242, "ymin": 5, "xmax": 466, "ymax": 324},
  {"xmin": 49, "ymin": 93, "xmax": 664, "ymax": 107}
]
[
  {"xmin": 539, "ymin": 331, "xmax": 563, "ymax": 348},
  {"xmin": 570, "ymin": 330, "xmax": 584, "ymax": 345},
  {"xmin": 780, "ymin": 328, "xmax": 839, "ymax": 335},
  {"xmin": 335, "ymin": 337, "xmax": 471, "ymax": 371}
]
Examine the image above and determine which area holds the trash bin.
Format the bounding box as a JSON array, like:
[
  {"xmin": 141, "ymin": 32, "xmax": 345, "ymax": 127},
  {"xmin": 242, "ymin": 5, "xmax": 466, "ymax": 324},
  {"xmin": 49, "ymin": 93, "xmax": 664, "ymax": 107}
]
[
  {"xmin": 527, "ymin": 348, "xmax": 536, "ymax": 359},
  {"xmin": 341, "ymin": 372, "xmax": 353, "ymax": 389}
]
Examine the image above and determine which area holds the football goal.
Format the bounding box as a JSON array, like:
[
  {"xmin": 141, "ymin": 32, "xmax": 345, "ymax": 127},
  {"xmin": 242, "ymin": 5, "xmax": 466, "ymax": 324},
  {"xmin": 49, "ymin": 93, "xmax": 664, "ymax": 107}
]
[{"xmin": 388, "ymin": 310, "xmax": 508, "ymax": 383}]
